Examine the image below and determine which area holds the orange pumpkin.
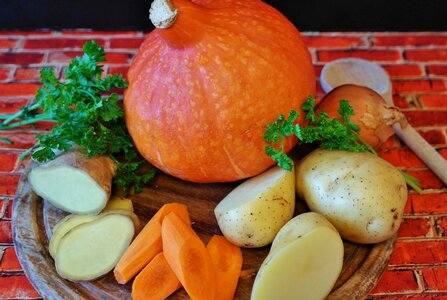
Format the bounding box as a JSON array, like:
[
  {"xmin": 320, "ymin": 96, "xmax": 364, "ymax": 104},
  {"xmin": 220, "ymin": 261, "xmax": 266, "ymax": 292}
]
[{"xmin": 124, "ymin": 0, "xmax": 315, "ymax": 183}]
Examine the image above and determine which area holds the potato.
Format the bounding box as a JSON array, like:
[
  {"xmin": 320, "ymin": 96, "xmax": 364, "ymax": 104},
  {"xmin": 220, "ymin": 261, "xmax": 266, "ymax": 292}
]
[
  {"xmin": 252, "ymin": 212, "xmax": 344, "ymax": 300},
  {"xmin": 55, "ymin": 213, "xmax": 135, "ymax": 281},
  {"xmin": 214, "ymin": 166, "xmax": 295, "ymax": 248},
  {"xmin": 296, "ymin": 149, "xmax": 408, "ymax": 244}
]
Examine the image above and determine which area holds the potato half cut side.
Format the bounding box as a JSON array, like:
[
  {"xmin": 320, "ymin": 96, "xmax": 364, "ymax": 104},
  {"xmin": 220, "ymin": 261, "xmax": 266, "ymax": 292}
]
[{"xmin": 251, "ymin": 227, "xmax": 343, "ymax": 300}]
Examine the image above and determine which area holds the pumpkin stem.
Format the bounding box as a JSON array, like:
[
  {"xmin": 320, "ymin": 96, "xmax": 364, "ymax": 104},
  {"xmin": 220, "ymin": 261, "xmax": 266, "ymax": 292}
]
[{"xmin": 149, "ymin": 0, "xmax": 178, "ymax": 29}]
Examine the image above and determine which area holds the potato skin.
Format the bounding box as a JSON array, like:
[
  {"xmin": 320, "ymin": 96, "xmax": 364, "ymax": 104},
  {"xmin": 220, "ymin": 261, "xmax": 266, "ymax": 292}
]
[{"xmin": 296, "ymin": 149, "xmax": 407, "ymax": 244}]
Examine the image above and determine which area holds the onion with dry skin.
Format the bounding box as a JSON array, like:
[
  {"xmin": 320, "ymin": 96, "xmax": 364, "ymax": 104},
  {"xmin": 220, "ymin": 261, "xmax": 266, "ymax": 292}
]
[{"xmin": 316, "ymin": 84, "xmax": 406, "ymax": 149}]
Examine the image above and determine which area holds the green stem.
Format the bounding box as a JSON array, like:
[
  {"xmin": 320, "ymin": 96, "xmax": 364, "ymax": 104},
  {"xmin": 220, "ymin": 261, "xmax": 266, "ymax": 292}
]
[
  {"xmin": 1, "ymin": 102, "xmax": 41, "ymax": 125},
  {"xmin": 400, "ymin": 171, "xmax": 422, "ymax": 194},
  {"xmin": 0, "ymin": 114, "xmax": 54, "ymax": 130}
]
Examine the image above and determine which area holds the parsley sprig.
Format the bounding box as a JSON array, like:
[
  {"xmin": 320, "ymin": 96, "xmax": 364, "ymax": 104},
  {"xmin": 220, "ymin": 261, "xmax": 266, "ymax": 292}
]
[
  {"xmin": 0, "ymin": 41, "xmax": 155, "ymax": 194},
  {"xmin": 265, "ymin": 96, "xmax": 369, "ymax": 171}
]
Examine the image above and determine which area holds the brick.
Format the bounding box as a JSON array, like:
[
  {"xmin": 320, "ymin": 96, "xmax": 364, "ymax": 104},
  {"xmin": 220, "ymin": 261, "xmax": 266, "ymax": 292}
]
[
  {"xmin": 392, "ymin": 95, "xmax": 410, "ymax": 109},
  {"xmin": 0, "ymin": 98, "xmax": 29, "ymax": 114},
  {"xmin": 48, "ymin": 51, "xmax": 132, "ymax": 64},
  {"xmin": 0, "ymin": 53, "xmax": 44, "ymax": 66},
  {"xmin": 378, "ymin": 149, "xmax": 425, "ymax": 168},
  {"xmin": 406, "ymin": 50, "xmax": 447, "ymax": 62},
  {"xmin": 302, "ymin": 36, "xmax": 363, "ymax": 49},
  {"xmin": 417, "ymin": 129, "xmax": 446, "ymax": 145},
  {"xmin": 373, "ymin": 35, "xmax": 447, "ymax": 47},
  {"xmin": 24, "ymin": 38, "xmax": 105, "ymax": 49},
  {"xmin": 0, "ymin": 247, "xmax": 22, "ymax": 272},
  {"xmin": 0, "ymin": 221, "xmax": 12, "ymax": 244},
  {"xmin": 0, "ymin": 39, "xmax": 18, "ymax": 49},
  {"xmin": 110, "ymin": 38, "xmax": 144, "ymax": 49},
  {"xmin": 422, "ymin": 268, "xmax": 447, "ymax": 291},
  {"xmin": 410, "ymin": 194, "xmax": 447, "ymax": 214},
  {"xmin": 370, "ymin": 270, "xmax": 419, "ymax": 294},
  {"xmin": 317, "ymin": 50, "xmax": 402, "ymax": 62},
  {"xmin": 0, "ymin": 153, "xmax": 18, "ymax": 172},
  {"xmin": 0, "ymin": 276, "xmax": 40, "ymax": 299},
  {"xmin": 406, "ymin": 170, "xmax": 444, "ymax": 190},
  {"xmin": 61, "ymin": 30, "xmax": 140, "ymax": 36},
  {"xmin": 15, "ymin": 68, "xmax": 42, "ymax": 82},
  {"xmin": 0, "ymin": 175, "xmax": 20, "ymax": 196},
  {"xmin": 404, "ymin": 111, "xmax": 447, "ymax": 127},
  {"xmin": 313, "ymin": 65, "xmax": 323, "ymax": 77},
  {"xmin": 398, "ymin": 218, "xmax": 431, "ymax": 238},
  {"xmin": 389, "ymin": 240, "xmax": 447, "ymax": 265},
  {"xmin": 426, "ymin": 65, "xmax": 447, "ymax": 76},
  {"xmin": 0, "ymin": 84, "xmax": 40, "ymax": 97},
  {"xmin": 419, "ymin": 95, "xmax": 447, "ymax": 108},
  {"xmin": 0, "ymin": 68, "xmax": 11, "ymax": 81},
  {"xmin": 108, "ymin": 66, "xmax": 129, "ymax": 77},
  {"xmin": 392, "ymin": 79, "xmax": 446, "ymax": 94},
  {"xmin": 0, "ymin": 132, "xmax": 37, "ymax": 150},
  {"xmin": 383, "ymin": 65, "xmax": 424, "ymax": 78}
]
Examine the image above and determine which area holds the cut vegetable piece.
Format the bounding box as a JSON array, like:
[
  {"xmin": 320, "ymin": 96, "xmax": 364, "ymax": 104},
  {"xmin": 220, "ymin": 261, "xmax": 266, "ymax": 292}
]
[
  {"xmin": 215, "ymin": 166, "xmax": 295, "ymax": 248},
  {"xmin": 162, "ymin": 212, "xmax": 215, "ymax": 300},
  {"xmin": 114, "ymin": 203, "xmax": 191, "ymax": 284},
  {"xmin": 55, "ymin": 213, "xmax": 134, "ymax": 281},
  {"xmin": 102, "ymin": 209, "xmax": 141, "ymax": 234},
  {"xmin": 29, "ymin": 151, "xmax": 115, "ymax": 214},
  {"xmin": 49, "ymin": 214, "xmax": 99, "ymax": 258},
  {"xmin": 206, "ymin": 235, "xmax": 243, "ymax": 300},
  {"xmin": 251, "ymin": 227, "xmax": 343, "ymax": 300},
  {"xmin": 132, "ymin": 252, "xmax": 181, "ymax": 300},
  {"xmin": 103, "ymin": 195, "xmax": 134, "ymax": 212}
]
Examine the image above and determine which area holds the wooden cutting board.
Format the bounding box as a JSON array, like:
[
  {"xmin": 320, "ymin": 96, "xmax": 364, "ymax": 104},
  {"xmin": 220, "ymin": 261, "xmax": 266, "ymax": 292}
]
[{"xmin": 13, "ymin": 160, "xmax": 396, "ymax": 300}]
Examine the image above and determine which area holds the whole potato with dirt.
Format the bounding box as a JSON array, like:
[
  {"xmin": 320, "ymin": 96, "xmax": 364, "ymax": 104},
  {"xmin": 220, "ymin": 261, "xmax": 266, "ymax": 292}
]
[{"xmin": 295, "ymin": 149, "xmax": 407, "ymax": 244}]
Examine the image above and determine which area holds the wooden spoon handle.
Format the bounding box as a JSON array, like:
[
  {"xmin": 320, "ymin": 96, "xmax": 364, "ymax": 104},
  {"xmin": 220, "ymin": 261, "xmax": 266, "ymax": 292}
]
[{"xmin": 392, "ymin": 123, "xmax": 447, "ymax": 186}]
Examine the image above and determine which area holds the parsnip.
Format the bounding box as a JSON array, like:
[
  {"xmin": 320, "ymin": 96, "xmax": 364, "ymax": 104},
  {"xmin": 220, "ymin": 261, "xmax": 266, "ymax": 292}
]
[{"xmin": 29, "ymin": 151, "xmax": 116, "ymax": 214}]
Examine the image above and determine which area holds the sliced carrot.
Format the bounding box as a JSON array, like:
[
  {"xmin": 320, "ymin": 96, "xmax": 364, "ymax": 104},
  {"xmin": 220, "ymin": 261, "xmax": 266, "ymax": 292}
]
[
  {"xmin": 132, "ymin": 252, "xmax": 181, "ymax": 300},
  {"xmin": 162, "ymin": 212, "xmax": 215, "ymax": 300},
  {"xmin": 206, "ymin": 235, "xmax": 243, "ymax": 300},
  {"xmin": 114, "ymin": 203, "xmax": 191, "ymax": 284}
]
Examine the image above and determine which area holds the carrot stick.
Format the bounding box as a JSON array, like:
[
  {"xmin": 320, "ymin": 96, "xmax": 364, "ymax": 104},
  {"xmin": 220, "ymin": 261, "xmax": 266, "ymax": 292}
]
[
  {"xmin": 206, "ymin": 235, "xmax": 243, "ymax": 300},
  {"xmin": 162, "ymin": 212, "xmax": 215, "ymax": 300},
  {"xmin": 132, "ymin": 252, "xmax": 182, "ymax": 300},
  {"xmin": 114, "ymin": 203, "xmax": 191, "ymax": 284}
]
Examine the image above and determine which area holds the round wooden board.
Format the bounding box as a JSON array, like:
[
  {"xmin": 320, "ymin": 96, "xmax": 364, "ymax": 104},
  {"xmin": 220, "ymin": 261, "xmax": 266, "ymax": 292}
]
[{"xmin": 13, "ymin": 161, "xmax": 396, "ymax": 300}]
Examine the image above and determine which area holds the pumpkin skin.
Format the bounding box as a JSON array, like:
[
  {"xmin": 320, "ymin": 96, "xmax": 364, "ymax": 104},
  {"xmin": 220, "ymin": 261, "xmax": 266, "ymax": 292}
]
[{"xmin": 124, "ymin": 0, "xmax": 315, "ymax": 183}]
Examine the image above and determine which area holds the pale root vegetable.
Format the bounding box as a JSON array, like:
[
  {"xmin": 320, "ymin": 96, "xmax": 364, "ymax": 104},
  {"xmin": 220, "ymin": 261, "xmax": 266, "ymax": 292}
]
[
  {"xmin": 316, "ymin": 84, "xmax": 406, "ymax": 149},
  {"xmin": 132, "ymin": 252, "xmax": 181, "ymax": 300},
  {"xmin": 102, "ymin": 195, "xmax": 134, "ymax": 212},
  {"xmin": 269, "ymin": 212, "xmax": 338, "ymax": 257},
  {"xmin": 49, "ymin": 214, "xmax": 99, "ymax": 258},
  {"xmin": 162, "ymin": 212, "xmax": 215, "ymax": 300},
  {"xmin": 29, "ymin": 151, "xmax": 116, "ymax": 214},
  {"xmin": 206, "ymin": 235, "xmax": 243, "ymax": 300},
  {"xmin": 114, "ymin": 203, "xmax": 191, "ymax": 284},
  {"xmin": 215, "ymin": 166, "xmax": 295, "ymax": 248},
  {"xmin": 296, "ymin": 149, "xmax": 408, "ymax": 244},
  {"xmin": 55, "ymin": 213, "xmax": 135, "ymax": 281},
  {"xmin": 252, "ymin": 213, "xmax": 344, "ymax": 300}
]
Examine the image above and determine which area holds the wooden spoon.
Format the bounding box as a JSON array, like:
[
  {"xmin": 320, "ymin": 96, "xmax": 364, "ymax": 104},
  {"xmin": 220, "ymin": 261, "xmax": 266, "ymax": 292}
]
[{"xmin": 320, "ymin": 58, "xmax": 447, "ymax": 186}]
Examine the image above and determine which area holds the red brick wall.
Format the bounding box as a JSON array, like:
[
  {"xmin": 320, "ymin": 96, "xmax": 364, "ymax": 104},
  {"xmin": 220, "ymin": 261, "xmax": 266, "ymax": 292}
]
[{"xmin": 0, "ymin": 31, "xmax": 446, "ymax": 299}]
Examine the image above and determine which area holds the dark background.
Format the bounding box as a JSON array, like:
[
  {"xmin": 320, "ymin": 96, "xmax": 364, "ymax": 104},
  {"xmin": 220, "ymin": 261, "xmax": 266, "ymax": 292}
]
[{"xmin": 1, "ymin": 0, "xmax": 446, "ymax": 31}]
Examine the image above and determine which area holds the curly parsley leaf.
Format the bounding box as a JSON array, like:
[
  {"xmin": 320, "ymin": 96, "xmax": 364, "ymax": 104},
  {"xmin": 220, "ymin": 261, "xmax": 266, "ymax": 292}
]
[{"xmin": 264, "ymin": 96, "xmax": 368, "ymax": 171}]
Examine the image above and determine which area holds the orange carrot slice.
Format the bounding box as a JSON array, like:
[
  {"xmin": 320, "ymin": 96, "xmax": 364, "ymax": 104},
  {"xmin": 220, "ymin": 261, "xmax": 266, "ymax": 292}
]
[
  {"xmin": 114, "ymin": 203, "xmax": 191, "ymax": 284},
  {"xmin": 162, "ymin": 212, "xmax": 215, "ymax": 300},
  {"xmin": 132, "ymin": 252, "xmax": 181, "ymax": 300},
  {"xmin": 207, "ymin": 235, "xmax": 243, "ymax": 300}
]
